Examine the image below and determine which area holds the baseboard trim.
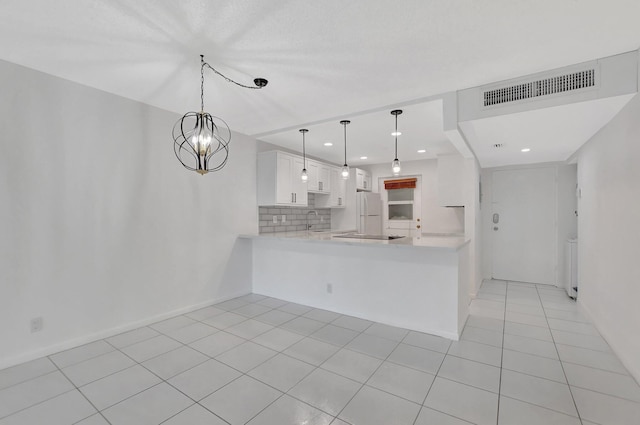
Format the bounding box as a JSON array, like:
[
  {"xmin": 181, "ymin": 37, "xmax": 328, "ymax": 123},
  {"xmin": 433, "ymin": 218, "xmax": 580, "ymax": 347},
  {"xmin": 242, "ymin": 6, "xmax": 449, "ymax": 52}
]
[{"xmin": 0, "ymin": 291, "xmax": 250, "ymax": 371}]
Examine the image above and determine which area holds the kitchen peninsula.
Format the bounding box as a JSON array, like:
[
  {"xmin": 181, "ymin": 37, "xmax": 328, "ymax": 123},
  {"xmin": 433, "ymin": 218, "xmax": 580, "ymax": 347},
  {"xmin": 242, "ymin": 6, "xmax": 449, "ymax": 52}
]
[{"xmin": 240, "ymin": 232, "xmax": 471, "ymax": 340}]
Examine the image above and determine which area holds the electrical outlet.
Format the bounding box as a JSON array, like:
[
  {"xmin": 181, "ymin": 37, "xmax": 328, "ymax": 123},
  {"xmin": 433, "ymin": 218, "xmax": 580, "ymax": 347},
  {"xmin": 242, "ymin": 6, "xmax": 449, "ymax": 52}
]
[
  {"xmin": 326, "ymin": 284, "xmax": 333, "ymax": 294},
  {"xmin": 282, "ymin": 215, "xmax": 286, "ymax": 223},
  {"xmin": 272, "ymin": 216, "xmax": 278, "ymax": 224},
  {"xmin": 30, "ymin": 317, "xmax": 43, "ymax": 333},
  {"xmin": 320, "ymin": 216, "xmax": 324, "ymax": 222}
]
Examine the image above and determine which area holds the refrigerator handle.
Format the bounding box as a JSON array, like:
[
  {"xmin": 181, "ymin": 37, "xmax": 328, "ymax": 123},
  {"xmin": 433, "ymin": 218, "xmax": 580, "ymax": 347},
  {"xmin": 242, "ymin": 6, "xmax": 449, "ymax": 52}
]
[{"xmin": 364, "ymin": 194, "xmax": 368, "ymax": 215}]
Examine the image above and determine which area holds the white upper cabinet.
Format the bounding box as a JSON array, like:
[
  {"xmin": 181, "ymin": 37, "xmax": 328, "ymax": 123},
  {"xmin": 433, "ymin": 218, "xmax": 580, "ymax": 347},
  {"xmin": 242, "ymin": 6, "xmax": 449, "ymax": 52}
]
[
  {"xmin": 437, "ymin": 154, "xmax": 466, "ymax": 207},
  {"xmin": 307, "ymin": 160, "xmax": 331, "ymax": 194},
  {"xmin": 355, "ymin": 168, "xmax": 372, "ymax": 191},
  {"xmin": 316, "ymin": 166, "xmax": 346, "ymax": 208},
  {"xmin": 258, "ymin": 151, "xmax": 308, "ymax": 206},
  {"xmin": 258, "ymin": 151, "xmax": 346, "ymax": 208},
  {"xmin": 307, "ymin": 160, "xmax": 319, "ymax": 190},
  {"xmin": 318, "ymin": 163, "xmax": 331, "ymax": 193}
]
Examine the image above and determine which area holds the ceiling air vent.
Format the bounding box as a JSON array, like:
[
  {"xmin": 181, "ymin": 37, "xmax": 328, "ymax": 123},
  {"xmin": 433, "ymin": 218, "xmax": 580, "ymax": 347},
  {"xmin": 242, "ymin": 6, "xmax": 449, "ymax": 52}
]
[{"xmin": 483, "ymin": 68, "xmax": 596, "ymax": 107}]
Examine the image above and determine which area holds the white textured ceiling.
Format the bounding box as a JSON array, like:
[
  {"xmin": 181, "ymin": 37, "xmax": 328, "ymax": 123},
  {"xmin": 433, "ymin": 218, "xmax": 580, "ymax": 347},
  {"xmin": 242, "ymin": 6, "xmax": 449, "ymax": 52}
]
[
  {"xmin": 459, "ymin": 94, "xmax": 636, "ymax": 168},
  {"xmin": 1, "ymin": 0, "xmax": 639, "ymax": 165}
]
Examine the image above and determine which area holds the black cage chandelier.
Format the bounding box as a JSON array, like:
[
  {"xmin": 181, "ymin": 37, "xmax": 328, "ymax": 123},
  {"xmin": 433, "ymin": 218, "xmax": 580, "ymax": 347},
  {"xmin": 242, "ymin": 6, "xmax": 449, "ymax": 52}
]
[{"xmin": 173, "ymin": 55, "xmax": 268, "ymax": 175}]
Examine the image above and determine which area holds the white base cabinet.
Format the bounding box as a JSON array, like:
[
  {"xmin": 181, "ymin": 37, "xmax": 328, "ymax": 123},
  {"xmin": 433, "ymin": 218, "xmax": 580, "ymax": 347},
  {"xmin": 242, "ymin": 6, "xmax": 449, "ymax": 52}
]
[{"xmin": 258, "ymin": 151, "xmax": 308, "ymax": 206}]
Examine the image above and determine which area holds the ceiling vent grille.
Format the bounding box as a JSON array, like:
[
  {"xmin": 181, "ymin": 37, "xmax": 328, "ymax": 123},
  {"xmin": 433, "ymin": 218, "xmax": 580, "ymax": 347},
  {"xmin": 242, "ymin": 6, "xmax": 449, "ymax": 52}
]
[{"xmin": 483, "ymin": 69, "xmax": 596, "ymax": 107}]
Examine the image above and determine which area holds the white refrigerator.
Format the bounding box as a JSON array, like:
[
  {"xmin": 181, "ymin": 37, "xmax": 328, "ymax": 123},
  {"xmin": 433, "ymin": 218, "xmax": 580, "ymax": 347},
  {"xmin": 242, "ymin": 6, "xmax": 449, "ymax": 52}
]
[{"xmin": 356, "ymin": 192, "xmax": 382, "ymax": 234}]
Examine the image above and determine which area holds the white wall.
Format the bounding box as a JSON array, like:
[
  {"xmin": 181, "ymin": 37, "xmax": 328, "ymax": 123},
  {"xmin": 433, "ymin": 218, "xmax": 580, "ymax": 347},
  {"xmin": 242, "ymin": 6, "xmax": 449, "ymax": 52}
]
[
  {"xmin": 465, "ymin": 159, "xmax": 483, "ymax": 297},
  {"xmin": 480, "ymin": 163, "xmax": 577, "ymax": 285},
  {"xmin": 576, "ymin": 93, "xmax": 640, "ymax": 382},
  {"xmin": 0, "ymin": 60, "xmax": 256, "ymax": 368},
  {"xmin": 364, "ymin": 159, "xmax": 465, "ymax": 234}
]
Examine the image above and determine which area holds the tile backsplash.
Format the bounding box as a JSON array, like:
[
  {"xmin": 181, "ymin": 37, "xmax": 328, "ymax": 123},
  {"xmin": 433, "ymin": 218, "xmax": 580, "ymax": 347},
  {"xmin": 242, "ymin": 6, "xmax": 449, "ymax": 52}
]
[{"xmin": 259, "ymin": 193, "xmax": 331, "ymax": 233}]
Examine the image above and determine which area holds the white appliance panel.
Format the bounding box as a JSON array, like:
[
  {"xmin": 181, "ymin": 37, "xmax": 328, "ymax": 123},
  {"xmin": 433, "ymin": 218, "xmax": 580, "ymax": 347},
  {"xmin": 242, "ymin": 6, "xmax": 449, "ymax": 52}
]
[
  {"xmin": 363, "ymin": 216, "xmax": 382, "ymax": 234},
  {"xmin": 363, "ymin": 192, "xmax": 382, "ymax": 216},
  {"xmin": 356, "ymin": 192, "xmax": 382, "ymax": 234}
]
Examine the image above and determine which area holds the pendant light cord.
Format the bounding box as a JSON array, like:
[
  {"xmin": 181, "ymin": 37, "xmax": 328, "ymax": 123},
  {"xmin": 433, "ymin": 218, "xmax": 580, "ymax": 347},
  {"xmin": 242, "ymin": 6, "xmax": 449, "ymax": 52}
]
[
  {"xmin": 394, "ymin": 113, "xmax": 398, "ymax": 159},
  {"xmin": 343, "ymin": 122, "xmax": 347, "ymax": 165},
  {"xmin": 302, "ymin": 131, "xmax": 306, "ymax": 168}
]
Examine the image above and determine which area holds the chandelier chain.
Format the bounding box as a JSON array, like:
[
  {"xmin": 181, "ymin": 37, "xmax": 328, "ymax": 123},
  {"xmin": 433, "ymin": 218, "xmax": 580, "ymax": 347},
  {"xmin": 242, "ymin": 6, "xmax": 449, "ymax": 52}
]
[
  {"xmin": 203, "ymin": 62, "xmax": 264, "ymax": 90},
  {"xmin": 200, "ymin": 56, "xmax": 205, "ymax": 112}
]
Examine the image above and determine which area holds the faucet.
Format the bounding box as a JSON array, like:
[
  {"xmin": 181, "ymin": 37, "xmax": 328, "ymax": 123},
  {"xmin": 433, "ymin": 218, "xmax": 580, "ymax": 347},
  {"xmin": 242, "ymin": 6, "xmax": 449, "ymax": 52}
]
[{"xmin": 306, "ymin": 210, "xmax": 318, "ymax": 230}]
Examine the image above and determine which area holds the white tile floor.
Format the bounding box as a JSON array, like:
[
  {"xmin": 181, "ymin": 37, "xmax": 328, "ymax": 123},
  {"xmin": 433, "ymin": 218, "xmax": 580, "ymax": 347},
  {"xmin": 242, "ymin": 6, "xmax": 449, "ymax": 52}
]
[{"xmin": 1, "ymin": 281, "xmax": 640, "ymax": 424}]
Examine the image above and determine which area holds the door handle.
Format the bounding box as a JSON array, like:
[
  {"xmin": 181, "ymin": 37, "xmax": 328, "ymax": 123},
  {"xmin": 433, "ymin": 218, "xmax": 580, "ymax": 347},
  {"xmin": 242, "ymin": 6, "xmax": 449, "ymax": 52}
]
[
  {"xmin": 417, "ymin": 225, "xmax": 421, "ymax": 229},
  {"xmin": 493, "ymin": 213, "xmax": 500, "ymax": 224}
]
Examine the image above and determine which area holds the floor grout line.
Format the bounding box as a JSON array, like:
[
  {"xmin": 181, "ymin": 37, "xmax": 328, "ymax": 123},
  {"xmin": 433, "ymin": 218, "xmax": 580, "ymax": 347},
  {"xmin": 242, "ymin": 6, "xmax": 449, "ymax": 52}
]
[
  {"xmin": 534, "ymin": 283, "xmax": 585, "ymax": 425},
  {"xmin": 2, "ymin": 289, "xmax": 638, "ymax": 424},
  {"xmin": 494, "ymin": 279, "xmax": 508, "ymax": 425},
  {"xmin": 49, "ymin": 357, "xmax": 114, "ymax": 425}
]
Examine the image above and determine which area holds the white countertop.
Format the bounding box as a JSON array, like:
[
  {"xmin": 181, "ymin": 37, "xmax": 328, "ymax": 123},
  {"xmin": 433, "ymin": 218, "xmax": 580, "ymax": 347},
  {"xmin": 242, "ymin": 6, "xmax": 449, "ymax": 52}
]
[{"xmin": 239, "ymin": 231, "xmax": 469, "ymax": 251}]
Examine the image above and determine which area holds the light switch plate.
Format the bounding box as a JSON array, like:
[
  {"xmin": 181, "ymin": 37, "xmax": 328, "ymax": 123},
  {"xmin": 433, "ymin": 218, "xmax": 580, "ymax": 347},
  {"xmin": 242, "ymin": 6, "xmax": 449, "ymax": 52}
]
[{"xmin": 272, "ymin": 216, "xmax": 278, "ymax": 224}]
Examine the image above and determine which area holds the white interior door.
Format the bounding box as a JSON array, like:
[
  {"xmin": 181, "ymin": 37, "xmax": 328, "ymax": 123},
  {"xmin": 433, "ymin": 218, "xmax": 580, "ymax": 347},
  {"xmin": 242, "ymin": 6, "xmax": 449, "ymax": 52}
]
[{"xmin": 492, "ymin": 167, "xmax": 557, "ymax": 285}]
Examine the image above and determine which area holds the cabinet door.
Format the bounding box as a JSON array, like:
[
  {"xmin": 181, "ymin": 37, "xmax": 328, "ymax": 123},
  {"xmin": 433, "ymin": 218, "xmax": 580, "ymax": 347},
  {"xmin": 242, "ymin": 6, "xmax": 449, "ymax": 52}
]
[
  {"xmin": 363, "ymin": 172, "xmax": 371, "ymax": 191},
  {"xmin": 356, "ymin": 169, "xmax": 365, "ymax": 190},
  {"xmin": 333, "ymin": 168, "xmax": 346, "ymax": 206},
  {"xmin": 318, "ymin": 164, "xmax": 331, "ymax": 193},
  {"xmin": 276, "ymin": 153, "xmax": 294, "ymax": 204},
  {"xmin": 293, "ymin": 157, "xmax": 308, "ymax": 205},
  {"xmin": 307, "ymin": 161, "xmax": 319, "ymax": 191}
]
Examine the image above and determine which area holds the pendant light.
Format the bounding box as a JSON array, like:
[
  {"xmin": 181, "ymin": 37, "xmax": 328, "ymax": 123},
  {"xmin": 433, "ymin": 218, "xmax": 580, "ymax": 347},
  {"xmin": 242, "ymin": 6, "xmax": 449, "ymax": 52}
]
[
  {"xmin": 391, "ymin": 109, "xmax": 403, "ymax": 176},
  {"xmin": 172, "ymin": 55, "xmax": 268, "ymax": 175},
  {"xmin": 340, "ymin": 120, "xmax": 351, "ymax": 179},
  {"xmin": 300, "ymin": 129, "xmax": 309, "ymax": 182}
]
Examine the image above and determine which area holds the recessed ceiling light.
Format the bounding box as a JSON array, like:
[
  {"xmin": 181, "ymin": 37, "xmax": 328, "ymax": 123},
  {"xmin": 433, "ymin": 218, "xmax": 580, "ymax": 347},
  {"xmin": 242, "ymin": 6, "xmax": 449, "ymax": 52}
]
[
  {"xmin": 521, "ymin": 148, "xmax": 531, "ymax": 152},
  {"xmin": 391, "ymin": 131, "xmax": 402, "ymax": 136},
  {"xmin": 360, "ymin": 156, "xmax": 368, "ymax": 160},
  {"xmin": 323, "ymin": 142, "xmax": 333, "ymax": 147},
  {"xmin": 417, "ymin": 149, "xmax": 426, "ymax": 153}
]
